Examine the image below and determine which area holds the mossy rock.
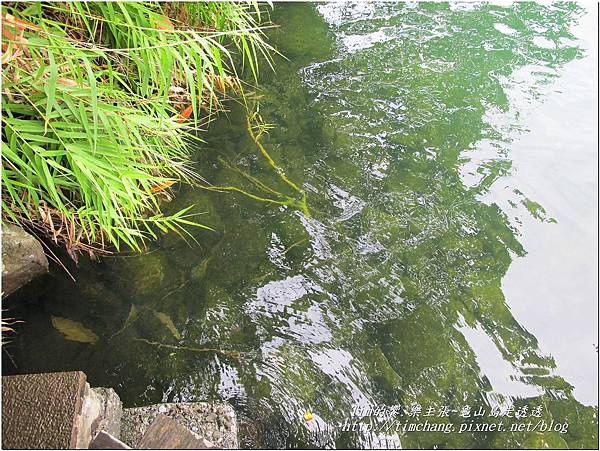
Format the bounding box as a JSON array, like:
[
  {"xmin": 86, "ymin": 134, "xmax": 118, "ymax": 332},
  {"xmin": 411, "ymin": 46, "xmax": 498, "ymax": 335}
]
[
  {"xmin": 270, "ymin": 2, "xmax": 334, "ymax": 61},
  {"xmin": 274, "ymin": 215, "xmax": 309, "ymax": 251},
  {"xmin": 546, "ymin": 398, "xmax": 598, "ymax": 447},
  {"xmin": 251, "ymin": 377, "xmax": 272, "ymax": 399},
  {"xmin": 113, "ymin": 252, "xmax": 172, "ymax": 298},
  {"xmin": 207, "ymin": 226, "xmax": 269, "ymax": 288},
  {"xmin": 203, "ymin": 282, "xmax": 230, "ymax": 309},
  {"xmin": 378, "ymin": 305, "xmax": 455, "ymax": 382}
]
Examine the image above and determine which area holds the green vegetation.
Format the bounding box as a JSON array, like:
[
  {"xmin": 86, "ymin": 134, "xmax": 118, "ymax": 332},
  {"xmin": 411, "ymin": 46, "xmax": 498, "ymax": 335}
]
[{"xmin": 1, "ymin": 1, "xmax": 275, "ymax": 257}]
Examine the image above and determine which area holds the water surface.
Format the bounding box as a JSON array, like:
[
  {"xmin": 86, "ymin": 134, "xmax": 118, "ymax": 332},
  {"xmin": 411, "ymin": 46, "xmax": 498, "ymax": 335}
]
[{"xmin": 4, "ymin": 2, "xmax": 598, "ymax": 448}]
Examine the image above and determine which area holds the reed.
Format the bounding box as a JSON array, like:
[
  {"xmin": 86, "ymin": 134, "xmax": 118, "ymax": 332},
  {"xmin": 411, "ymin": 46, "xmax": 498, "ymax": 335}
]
[{"xmin": 1, "ymin": 2, "xmax": 275, "ymax": 257}]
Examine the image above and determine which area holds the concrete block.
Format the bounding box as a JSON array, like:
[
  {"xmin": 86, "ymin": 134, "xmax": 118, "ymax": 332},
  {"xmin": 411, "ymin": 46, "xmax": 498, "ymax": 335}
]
[{"xmin": 1, "ymin": 371, "xmax": 86, "ymax": 449}]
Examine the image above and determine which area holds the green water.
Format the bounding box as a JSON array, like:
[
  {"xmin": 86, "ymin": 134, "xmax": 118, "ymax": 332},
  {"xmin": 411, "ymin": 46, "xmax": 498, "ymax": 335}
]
[{"xmin": 4, "ymin": 3, "xmax": 598, "ymax": 448}]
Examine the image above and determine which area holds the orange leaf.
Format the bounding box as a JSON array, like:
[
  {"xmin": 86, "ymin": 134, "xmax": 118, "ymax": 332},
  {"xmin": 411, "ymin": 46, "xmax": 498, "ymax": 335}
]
[
  {"xmin": 214, "ymin": 75, "xmax": 226, "ymax": 92},
  {"xmin": 154, "ymin": 15, "xmax": 174, "ymax": 32},
  {"xmin": 174, "ymin": 104, "xmax": 193, "ymax": 123},
  {"xmin": 2, "ymin": 13, "xmax": 42, "ymax": 32},
  {"xmin": 150, "ymin": 181, "xmax": 175, "ymax": 193},
  {"xmin": 57, "ymin": 77, "xmax": 79, "ymax": 87}
]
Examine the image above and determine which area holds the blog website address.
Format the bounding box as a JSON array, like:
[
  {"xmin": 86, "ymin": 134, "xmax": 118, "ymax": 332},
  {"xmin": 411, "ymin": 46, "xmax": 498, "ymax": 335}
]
[{"xmin": 339, "ymin": 418, "xmax": 569, "ymax": 434}]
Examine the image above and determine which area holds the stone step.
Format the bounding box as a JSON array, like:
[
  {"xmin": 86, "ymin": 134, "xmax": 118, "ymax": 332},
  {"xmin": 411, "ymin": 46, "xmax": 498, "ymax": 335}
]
[
  {"xmin": 2, "ymin": 371, "xmax": 237, "ymax": 449},
  {"xmin": 2, "ymin": 371, "xmax": 86, "ymax": 449},
  {"xmin": 2, "ymin": 372, "xmax": 123, "ymax": 449},
  {"xmin": 138, "ymin": 414, "xmax": 212, "ymax": 449}
]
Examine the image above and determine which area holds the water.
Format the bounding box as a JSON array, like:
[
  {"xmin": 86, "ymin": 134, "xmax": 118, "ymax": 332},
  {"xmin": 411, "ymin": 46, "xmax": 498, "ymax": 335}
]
[{"xmin": 4, "ymin": 3, "xmax": 598, "ymax": 448}]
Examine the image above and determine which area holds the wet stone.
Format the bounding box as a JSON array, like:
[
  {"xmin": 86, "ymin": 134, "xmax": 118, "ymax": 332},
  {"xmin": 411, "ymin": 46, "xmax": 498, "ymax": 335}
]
[{"xmin": 1, "ymin": 224, "xmax": 48, "ymax": 297}]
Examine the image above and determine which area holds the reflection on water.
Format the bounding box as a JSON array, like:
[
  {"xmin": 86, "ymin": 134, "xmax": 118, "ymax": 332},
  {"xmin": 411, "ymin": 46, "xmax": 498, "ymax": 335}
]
[{"xmin": 4, "ymin": 2, "xmax": 598, "ymax": 449}]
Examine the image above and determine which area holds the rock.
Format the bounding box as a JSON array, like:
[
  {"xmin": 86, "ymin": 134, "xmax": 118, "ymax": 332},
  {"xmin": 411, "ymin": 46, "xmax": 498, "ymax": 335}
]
[
  {"xmin": 113, "ymin": 252, "xmax": 170, "ymax": 298},
  {"xmin": 76, "ymin": 384, "xmax": 125, "ymax": 448},
  {"xmin": 91, "ymin": 387, "xmax": 123, "ymax": 439},
  {"xmin": 1, "ymin": 224, "xmax": 48, "ymax": 297},
  {"xmin": 76, "ymin": 383, "xmax": 104, "ymax": 448},
  {"xmin": 137, "ymin": 414, "xmax": 213, "ymax": 449},
  {"xmin": 89, "ymin": 431, "xmax": 131, "ymax": 449},
  {"xmin": 120, "ymin": 402, "xmax": 238, "ymax": 449}
]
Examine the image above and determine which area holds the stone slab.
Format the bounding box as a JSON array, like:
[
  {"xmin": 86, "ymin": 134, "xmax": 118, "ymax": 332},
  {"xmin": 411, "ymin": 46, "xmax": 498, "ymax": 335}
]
[
  {"xmin": 91, "ymin": 387, "xmax": 123, "ymax": 439},
  {"xmin": 89, "ymin": 431, "xmax": 131, "ymax": 449},
  {"xmin": 76, "ymin": 383, "xmax": 103, "ymax": 448},
  {"xmin": 138, "ymin": 414, "xmax": 212, "ymax": 449},
  {"xmin": 121, "ymin": 402, "xmax": 238, "ymax": 449},
  {"xmin": 1, "ymin": 223, "xmax": 48, "ymax": 297},
  {"xmin": 1, "ymin": 371, "xmax": 86, "ymax": 449}
]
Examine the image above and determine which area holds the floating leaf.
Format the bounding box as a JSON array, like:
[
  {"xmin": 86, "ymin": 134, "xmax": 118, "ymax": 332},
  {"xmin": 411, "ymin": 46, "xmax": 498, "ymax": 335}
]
[
  {"xmin": 152, "ymin": 310, "xmax": 181, "ymax": 340},
  {"xmin": 51, "ymin": 316, "xmax": 99, "ymax": 344}
]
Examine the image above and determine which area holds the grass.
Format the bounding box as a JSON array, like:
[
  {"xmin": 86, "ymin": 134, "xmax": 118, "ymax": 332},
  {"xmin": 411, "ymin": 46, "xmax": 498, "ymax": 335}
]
[
  {"xmin": 1, "ymin": 1, "xmax": 276, "ymax": 258},
  {"xmin": 1, "ymin": 312, "xmax": 21, "ymax": 345}
]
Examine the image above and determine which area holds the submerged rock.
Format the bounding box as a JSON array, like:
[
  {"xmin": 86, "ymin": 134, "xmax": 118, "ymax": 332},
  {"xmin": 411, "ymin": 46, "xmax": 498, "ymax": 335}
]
[
  {"xmin": 1, "ymin": 224, "xmax": 48, "ymax": 297},
  {"xmin": 114, "ymin": 252, "xmax": 169, "ymax": 298},
  {"xmin": 191, "ymin": 257, "xmax": 211, "ymax": 281}
]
